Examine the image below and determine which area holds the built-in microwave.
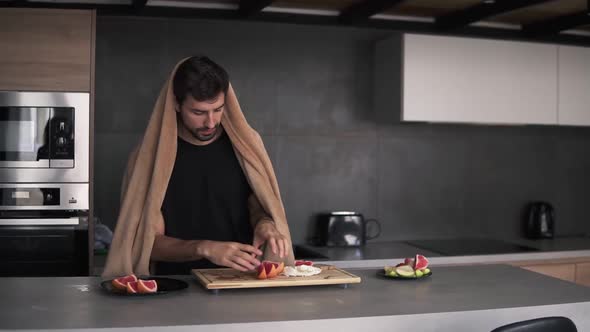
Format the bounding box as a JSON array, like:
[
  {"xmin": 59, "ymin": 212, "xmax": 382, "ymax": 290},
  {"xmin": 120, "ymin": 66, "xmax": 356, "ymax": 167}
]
[
  {"xmin": 0, "ymin": 92, "xmax": 90, "ymax": 276},
  {"xmin": 0, "ymin": 91, "xmax": 89, "ymax": 183}
]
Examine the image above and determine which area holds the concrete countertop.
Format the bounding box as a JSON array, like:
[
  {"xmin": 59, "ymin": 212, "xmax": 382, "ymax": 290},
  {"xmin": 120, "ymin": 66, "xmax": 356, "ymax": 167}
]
[
  {"xmin": 2, "ymin": 265, "xmax": 590, "ymax": 331},
  {"xmin": 297, "ymin": 241, "xmax": 442, "ymax": 261},
  {"xmin": 296, "ymin": 236, "xmax": 590, "ymax": 268},
  {"xmin": 513, "ymin": 236, "xmax": 590, "ymax": 252},
  {"xmin": 92, "ymin": 237, "xmax": 590, "ymax": 276},
  {"xmin": 324, "ymin": 250, "xmax": 590, "ymax": 270}
]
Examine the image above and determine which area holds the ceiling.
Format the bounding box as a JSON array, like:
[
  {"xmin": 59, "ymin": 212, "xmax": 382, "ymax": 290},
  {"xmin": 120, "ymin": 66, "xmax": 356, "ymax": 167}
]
[{"xmin": 2, "ymin": 0, "xmax": 590, "ymax": 44}]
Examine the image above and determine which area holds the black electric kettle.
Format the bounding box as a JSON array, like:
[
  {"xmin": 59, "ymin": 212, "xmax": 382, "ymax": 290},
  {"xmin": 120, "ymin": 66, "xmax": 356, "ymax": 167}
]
[
  {"xmin": 524, "ymin": 201, "xmax": 554, "ymax": 239},
  {"xmin": 315, "ymin": 211, "xmax": 381, "ymax": 247}
]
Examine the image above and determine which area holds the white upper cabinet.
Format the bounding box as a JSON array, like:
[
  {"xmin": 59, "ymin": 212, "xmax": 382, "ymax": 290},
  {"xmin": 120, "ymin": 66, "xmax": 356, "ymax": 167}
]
[
  {"xmin": 402, "ymin": 34, "xmax": 558, "ymax": 125},
  {"xmin": 558, "ymin": 45, "xmax": 590, "ymax": 126}
]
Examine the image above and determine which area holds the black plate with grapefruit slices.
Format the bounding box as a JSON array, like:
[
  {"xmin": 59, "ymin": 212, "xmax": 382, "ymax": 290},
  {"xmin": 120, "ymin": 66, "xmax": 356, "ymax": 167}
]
[{"xmin": 100, "ymin": 277, "xmax": 188, "ymax": 296}]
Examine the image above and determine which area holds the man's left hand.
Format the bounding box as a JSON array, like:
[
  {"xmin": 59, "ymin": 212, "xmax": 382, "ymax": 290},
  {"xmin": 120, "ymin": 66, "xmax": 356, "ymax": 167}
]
[{"xmin": 253, "ymin": 220, "xmax": 287, "ymax": 258}]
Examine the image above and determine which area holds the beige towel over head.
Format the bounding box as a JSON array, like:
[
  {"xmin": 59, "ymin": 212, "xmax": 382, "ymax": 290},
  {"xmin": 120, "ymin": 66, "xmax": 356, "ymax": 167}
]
[{"xmin": 102, "ymin": 58, "xmax": 295, "ymax": 278}]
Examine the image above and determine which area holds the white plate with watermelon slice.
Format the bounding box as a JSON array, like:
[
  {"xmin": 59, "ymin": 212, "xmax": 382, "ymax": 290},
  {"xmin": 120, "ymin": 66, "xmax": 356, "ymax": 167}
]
[{"xmin": 379, "ymin": 255, "xmax": 432, "ymax": 280}]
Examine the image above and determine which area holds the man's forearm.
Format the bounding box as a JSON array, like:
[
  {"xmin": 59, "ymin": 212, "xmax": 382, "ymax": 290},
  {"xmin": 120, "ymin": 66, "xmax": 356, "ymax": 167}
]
[{"xmin": 151, "ymin": 234, "xmax": 208, "ymax": 262}]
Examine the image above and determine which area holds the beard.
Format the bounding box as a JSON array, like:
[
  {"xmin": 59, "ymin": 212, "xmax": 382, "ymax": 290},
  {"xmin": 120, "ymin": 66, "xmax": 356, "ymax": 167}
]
[{"xmin": 190, "ymin": 125, "xmax": 219, "ymax": 142}]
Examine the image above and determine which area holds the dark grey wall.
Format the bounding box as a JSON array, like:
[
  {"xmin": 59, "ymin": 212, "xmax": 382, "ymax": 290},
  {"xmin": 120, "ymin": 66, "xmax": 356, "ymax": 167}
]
[{"xmin": 95, "ymin": 16, "xmax": 590, "ymax": 245}]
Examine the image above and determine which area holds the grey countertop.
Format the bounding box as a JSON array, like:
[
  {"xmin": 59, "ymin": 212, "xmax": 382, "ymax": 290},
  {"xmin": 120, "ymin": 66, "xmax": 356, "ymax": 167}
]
[
  {"xmin": 298, "ymin": 241, "xmax": 442, "ymax": 261},
  {"xmin": 297, "ymin": 236, "xmax": 590, "ymax": 262},
  {"xmin": 2, "ymin": 264, "xmax": 590, "ymax": 331},
  {"xmin": 514, "ymin": 236, "xmax": 590, "ymax": 252},
  {"xmin": 92, "ymin": 237, "xmax": 590, "ymax": 276}
]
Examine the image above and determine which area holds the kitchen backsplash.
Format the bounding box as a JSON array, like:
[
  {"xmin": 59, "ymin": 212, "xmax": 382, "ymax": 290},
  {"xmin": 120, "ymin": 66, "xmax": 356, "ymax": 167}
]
[{"xmin": 95, "ymin": 16, "xmax": 590, "ymax": 245}]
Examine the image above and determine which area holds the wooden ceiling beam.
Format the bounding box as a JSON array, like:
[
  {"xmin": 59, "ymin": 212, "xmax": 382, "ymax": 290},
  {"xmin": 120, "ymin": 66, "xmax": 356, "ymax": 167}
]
[
  {"xmin": 239, "ymin": 0, "xmax": 273, "ymax": 18},
  {"xmin": 1, "ymin": 0, "xmax": 590, "ymax": 46},
  {"xmin": 522, "ymin": 11, "xmax": 590, "ymax": 35},
  {"xmin": 339, "ymin": 0, "xmax": 406, "ymax": 24},
  {"xmin": 0, "ymin": 1, "xmax": 121, "ymax": 10},
  {"xmin": 436, "ymin": 0, "xmax": 555, "ymax": 31}
]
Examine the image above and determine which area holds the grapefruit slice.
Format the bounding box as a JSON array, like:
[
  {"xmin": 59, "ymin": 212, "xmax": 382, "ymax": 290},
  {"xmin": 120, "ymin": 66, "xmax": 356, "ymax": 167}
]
[
  {"xmin": 126, "ymin": 281, "xmax": 139, "ymax": 294},
  {"xmin": 111, "ymin": 274, "xmax": 138, "ymax": 290},
  {"xmin": 403, "ymin": 257, "xmax": 415, "ymax": 268},
  {"xmin": 295, "ymin": 260, "xmax": 313, "ymax": 266},
  {"xmin": 414, "ymin": 254, "xmax": 429, "ymax": 270},
  {"xmin": 257, "ymin": 261, "xmax": 285, "ymax": 279},
  {"xmin": 257, "ymin": 262, "xmax": 269, "ymax": 279},
  {"xmin": 267, "ymin": 261, "xmax": 285, "ymax": 278},
  {"xmin": 137, "ymin": 279, "xmax": 158, "ymax": 294},
  {"xmin": 267, "ymin": 264, "xmax": 279, "ymax": 278}
]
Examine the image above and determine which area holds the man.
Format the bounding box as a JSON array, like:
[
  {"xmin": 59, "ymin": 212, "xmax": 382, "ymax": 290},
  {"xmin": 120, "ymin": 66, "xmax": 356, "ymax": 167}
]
[
  {"xmin": 102, "ymin": 56, "xmax": 294, "ymax": 277},
  {"xmin": 152, "ymin": 56, "xmax": 288, "ymax": 274}
]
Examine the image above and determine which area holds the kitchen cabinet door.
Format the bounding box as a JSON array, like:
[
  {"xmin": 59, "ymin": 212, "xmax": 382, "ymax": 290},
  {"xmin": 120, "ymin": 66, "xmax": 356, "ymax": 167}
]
[
  {"xmin": 521, "ymin": 263, "xmax": 576, "ymax": 283},
  {"xmin": 558, "ymin": 46, "xmax": 590, "ymax": 126},
  {"xmin": 402, "ymin": 34, "xmax": 558, "ymax": 125},
  {"xmin": 576, "ymin": 263, "xmax": 590, "ymax": 287},
  {"xmin": 0, "ymin": 8, "xmax": 92, "ymax": 92}
]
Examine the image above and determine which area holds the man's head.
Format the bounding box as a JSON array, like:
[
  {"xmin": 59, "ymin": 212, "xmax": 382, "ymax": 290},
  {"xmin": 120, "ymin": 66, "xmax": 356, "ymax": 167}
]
[{"xmin": 173, "ymin": 56, "xmax": 230, "ymax": 143}]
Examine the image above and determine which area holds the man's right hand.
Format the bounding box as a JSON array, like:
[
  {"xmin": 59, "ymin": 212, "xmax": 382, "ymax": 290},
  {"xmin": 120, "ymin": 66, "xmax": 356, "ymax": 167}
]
[{"xmin": 199, "ymin": 240, "xmax": 263, "ymax": 272}]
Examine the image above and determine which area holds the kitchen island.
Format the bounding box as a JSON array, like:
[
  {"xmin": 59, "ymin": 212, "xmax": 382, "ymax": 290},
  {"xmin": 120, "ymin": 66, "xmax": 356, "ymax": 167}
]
[{"xmin": 2, "ymin": 264, "xmax": 590, "ymax": 331}]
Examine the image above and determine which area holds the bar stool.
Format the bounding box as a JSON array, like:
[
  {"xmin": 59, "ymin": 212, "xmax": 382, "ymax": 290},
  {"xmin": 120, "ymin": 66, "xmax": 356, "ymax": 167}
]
[{"xmin": 491, "ymin": 316, "xmax": 577, "ymax": 332}]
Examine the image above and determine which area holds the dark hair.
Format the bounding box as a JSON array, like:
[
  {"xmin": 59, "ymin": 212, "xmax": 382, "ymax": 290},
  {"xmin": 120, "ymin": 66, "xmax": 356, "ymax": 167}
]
[{"xmin": 173, "ymin": 56, "xmax": 230, "ymax": 105}]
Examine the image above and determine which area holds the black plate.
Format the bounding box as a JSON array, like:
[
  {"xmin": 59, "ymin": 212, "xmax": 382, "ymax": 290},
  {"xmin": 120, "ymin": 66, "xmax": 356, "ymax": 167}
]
[
  {"xmin": 100, "ymin": 277, "xmax": 189, "ymax": 296},
  {"xmin": 377, "ymin": 270, "xmax": 432, "ymax": 280}
]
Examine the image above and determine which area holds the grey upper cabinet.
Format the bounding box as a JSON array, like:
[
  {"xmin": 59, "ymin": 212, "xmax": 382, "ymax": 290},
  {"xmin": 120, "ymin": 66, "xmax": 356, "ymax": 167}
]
[
  {"xmin": 558, "ymin": 45, "xmax": 590, "ymax": 126},
  {"xmin": 400, "ymin": 34, "xmax": 558, "ymax": 125}
]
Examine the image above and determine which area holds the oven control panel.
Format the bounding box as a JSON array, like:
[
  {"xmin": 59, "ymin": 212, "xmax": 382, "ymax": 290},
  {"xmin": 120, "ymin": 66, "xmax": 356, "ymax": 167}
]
[{"xmin": 0, "ymin": 183, "xmax": 88, "ymax": 210}]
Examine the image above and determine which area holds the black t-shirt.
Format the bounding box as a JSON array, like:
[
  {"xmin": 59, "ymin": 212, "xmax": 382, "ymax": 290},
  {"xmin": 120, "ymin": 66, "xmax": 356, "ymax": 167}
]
[{"xmin": 156, "ymin": 131, "xmax": 254, "ymax": 275}]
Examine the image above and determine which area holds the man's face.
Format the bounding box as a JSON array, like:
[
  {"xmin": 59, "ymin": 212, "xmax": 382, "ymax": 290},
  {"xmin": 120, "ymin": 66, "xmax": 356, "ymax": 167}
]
[{"xmin": 177, "ymin": 92, "xmax": 225, "ymax": 143}]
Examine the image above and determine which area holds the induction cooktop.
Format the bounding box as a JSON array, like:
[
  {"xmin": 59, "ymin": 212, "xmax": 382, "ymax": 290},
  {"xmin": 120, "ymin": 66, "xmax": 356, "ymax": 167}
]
[{"xmin": 405, "ymin": 238, "xmax": 539, "ymax": 256}]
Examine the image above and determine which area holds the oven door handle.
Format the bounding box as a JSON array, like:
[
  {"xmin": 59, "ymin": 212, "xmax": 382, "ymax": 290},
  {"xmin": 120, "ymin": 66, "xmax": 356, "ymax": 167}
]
[{"xmin": 0, "ymin": 218, "xmax": 79, "ymax": 226}]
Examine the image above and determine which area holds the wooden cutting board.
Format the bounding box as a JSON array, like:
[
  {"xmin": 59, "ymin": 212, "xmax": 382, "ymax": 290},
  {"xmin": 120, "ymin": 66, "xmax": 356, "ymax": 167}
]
[{"xmin": 192, "ymin": 265, "xmax": 361, "ymax": 290}]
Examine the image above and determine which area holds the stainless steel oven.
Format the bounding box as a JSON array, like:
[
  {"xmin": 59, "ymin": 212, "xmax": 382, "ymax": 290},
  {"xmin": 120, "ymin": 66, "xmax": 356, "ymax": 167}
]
[
  {"xmin": 0, "ymin": 91, "xmax": 89, "ymax": 183},
  {"xmin": 0, "ymin": 91, "xmax": 90, "ymax": 277},
  {"xmin": 0, "ymin": 183, "xmax": 89, "ymax": 276}
]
